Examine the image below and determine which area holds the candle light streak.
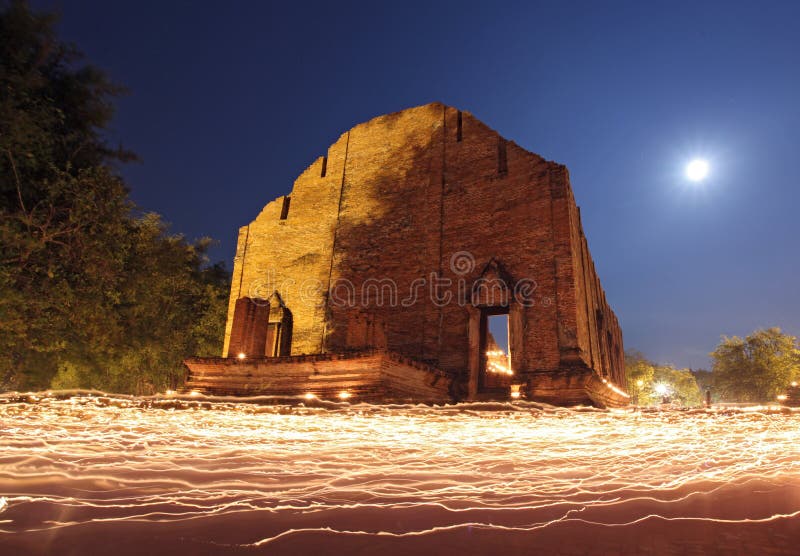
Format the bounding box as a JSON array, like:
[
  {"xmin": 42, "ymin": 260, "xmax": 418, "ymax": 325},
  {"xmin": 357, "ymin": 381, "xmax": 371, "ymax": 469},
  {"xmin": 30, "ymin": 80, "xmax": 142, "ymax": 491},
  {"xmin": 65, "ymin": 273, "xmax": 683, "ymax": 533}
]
[
  {"xmin": 1, "ymin": 393, "xmax": 799, "ymax": 554},
  {"xmin": 485, "ymin": 350, "xmax": 513, "ymax": 376}
]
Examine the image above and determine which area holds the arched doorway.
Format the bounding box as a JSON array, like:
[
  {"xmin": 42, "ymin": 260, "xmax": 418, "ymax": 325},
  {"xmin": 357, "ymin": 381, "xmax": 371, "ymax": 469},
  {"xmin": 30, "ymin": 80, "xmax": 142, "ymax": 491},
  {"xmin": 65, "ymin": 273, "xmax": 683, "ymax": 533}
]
[{"xmin": 466, "ymin": 259, "xmax": 521, "ymax": 398}]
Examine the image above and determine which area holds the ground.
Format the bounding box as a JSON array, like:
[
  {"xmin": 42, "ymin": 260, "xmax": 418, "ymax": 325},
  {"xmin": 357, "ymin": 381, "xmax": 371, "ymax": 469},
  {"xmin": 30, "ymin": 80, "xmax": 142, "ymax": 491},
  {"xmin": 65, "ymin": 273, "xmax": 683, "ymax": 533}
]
[{"xmin": 1, "ymin": 394, "xmax": 799, "ymax": 555}]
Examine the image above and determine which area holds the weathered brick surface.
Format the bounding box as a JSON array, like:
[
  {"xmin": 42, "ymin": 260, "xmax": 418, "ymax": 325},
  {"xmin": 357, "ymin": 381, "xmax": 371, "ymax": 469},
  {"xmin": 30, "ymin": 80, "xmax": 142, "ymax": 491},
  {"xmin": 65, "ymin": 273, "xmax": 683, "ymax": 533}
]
[
  {"xmin": 184, "ymin": 350, "xmax": 453, "ymax": 402},
  {"xmin": 219, "ymin": 103, "xmax": 626, "ymax": 404}
]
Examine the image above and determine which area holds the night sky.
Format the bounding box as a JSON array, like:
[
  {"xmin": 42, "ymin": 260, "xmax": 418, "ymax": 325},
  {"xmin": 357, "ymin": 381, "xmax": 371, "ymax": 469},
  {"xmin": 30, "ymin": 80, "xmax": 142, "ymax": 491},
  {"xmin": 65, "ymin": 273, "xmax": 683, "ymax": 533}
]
[{"xmin": 36, "ymin": 1, "xmax": 800, "ymax": 370}]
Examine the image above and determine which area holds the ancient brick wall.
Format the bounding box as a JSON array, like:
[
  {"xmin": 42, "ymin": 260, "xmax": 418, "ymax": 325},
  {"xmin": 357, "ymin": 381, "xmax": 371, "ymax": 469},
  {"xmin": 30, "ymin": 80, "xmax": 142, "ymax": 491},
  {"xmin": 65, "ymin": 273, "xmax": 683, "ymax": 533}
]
[
  {"xmin": 222, "ymin": 131, "xmax": 349, "ymax": 357},
  {"xmin": 222, "ymin": 103, "xmax": 625, "ymax": 393},
  {"xmin": 557, "ymin": 174, "xmax": 627, "ymax": 387}
]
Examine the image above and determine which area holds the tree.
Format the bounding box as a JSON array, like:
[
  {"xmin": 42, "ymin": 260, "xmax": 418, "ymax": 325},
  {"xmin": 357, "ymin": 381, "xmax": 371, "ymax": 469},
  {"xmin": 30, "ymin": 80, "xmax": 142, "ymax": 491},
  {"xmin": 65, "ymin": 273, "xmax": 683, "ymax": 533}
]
[
  {"xmin": 1, "ymin": 2, "xmax": 229, "ymax": 393},
  {"xmin": 0, "ymin": 165, "xmax": 133, "ymax": 387},
  {"xmin": 710, "ymin": 327, "xmax": 800, "ymax": 402},
  {"xmin": 652, "ymin": 365, "xmax": 702, "ymax": 407},
  {"xmin": 691, "ymin": 369, "xmax": 713, "ymax": 400},
  {"xmin": 624, "ymin": 350, "xmax": 654, "ymax": 405},
  {"xmin": 625, "ymin": 350, "xmax": 703, "ymax": 407}
]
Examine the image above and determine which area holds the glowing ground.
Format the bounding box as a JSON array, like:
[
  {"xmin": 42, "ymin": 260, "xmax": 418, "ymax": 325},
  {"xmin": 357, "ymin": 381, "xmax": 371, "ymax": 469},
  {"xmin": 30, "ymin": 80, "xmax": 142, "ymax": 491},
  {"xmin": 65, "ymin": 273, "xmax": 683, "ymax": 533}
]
[{"xmin": 1, "ymin": 394, "xmax": 799, "ymax": 555}]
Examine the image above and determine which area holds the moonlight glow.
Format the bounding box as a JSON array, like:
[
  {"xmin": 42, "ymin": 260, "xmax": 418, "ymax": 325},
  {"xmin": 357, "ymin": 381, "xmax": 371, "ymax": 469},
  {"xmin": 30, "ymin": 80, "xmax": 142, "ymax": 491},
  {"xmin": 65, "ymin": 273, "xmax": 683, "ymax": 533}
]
[{"xmin": 686, "ymin": 159, "xmax": 710, "ymax": 182}]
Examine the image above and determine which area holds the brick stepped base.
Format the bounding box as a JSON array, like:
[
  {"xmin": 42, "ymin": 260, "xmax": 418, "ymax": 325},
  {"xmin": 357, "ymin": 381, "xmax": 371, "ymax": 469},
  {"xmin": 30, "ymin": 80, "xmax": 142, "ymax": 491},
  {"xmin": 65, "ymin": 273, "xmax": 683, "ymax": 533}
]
[
  {"xmin": 526, "ymin": 366, "xmax": 630, "ymax": 408},
  {"xmin": 183, "ymin": 350, "xmax": 456, "ymax": 402},
  {"xmin": 184, "ymin": 350, "xmax": 629, "ymax": 407}
]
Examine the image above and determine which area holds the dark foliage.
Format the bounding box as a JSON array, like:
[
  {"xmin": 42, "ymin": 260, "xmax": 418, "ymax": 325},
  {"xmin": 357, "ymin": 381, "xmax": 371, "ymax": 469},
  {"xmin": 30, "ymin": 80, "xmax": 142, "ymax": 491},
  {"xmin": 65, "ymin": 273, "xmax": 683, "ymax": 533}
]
[{"xmin": 1, "ymin": 1, "xmax": 229, "ymax": 393}]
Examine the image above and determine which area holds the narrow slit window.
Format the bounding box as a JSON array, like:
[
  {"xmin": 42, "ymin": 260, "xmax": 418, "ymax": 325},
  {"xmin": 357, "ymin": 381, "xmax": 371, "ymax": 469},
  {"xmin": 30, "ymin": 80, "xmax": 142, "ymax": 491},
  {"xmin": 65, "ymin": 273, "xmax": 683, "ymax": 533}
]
[
  {"xmin": 456, "ymin": 110, "xmax": 463, "ymax": 142},
  {"xmin": 280, "ymin": 195, "xmax": 291, "ymax": 220},
  {"xmin": 498, "ymin": 137, "xmax": 508, "ymax": 174},
  {"xmin": 320, "ymin": 156, "xmax": 328, "ymax": 177}
]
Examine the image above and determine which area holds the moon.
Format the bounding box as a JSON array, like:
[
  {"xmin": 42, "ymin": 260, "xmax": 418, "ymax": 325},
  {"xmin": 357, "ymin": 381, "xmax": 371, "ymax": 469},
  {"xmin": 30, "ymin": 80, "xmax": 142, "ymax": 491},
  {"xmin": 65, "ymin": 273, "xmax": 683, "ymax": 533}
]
[{"xmin": 686, "ymin": 159, "xmax": 709, "ymax": 182}]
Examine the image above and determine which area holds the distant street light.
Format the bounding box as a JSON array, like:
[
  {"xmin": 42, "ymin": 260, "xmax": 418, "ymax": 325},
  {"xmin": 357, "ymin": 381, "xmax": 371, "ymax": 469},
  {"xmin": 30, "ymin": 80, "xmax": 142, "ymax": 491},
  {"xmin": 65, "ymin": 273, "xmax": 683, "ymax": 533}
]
[{"xmin": 654, "ymin": 383, "xmax": 671, "ymax": 405}]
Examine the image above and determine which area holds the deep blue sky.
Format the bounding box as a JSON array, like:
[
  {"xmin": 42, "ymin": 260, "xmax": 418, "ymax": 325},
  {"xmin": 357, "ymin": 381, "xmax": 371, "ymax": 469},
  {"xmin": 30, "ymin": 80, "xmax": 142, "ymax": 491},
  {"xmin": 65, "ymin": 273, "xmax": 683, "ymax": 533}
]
[{"xmin": 37, "ymin": 1, "xmax": 800, "ymax": 370}]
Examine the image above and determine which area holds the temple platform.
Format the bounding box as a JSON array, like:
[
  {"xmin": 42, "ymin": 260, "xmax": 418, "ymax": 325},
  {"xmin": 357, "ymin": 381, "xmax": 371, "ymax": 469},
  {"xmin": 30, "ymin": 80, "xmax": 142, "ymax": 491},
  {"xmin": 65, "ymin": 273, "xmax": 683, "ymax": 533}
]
[
  {"xmin": 183, "ymin": 350, "xmax": 455, "ymax": 403},
  {"xmin": 183, "ymin": 350, "xmax": 629, "ymax": 407}
]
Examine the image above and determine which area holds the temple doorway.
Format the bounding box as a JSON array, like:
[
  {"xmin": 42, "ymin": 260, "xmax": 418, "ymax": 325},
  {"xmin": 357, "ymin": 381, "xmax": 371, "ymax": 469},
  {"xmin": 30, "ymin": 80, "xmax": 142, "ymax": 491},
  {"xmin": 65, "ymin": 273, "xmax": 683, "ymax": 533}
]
[{"xmin": 479, "ymin": 307, "xmax": 514, "ymax": 391}]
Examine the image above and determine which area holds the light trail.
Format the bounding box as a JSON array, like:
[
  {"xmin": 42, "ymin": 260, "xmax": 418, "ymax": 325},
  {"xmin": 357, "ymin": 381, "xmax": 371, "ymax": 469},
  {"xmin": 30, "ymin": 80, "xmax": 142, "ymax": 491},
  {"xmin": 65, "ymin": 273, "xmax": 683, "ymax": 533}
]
[{"xmin": 0, "ymin": 393, "xmax": 799, "ymax": 554}]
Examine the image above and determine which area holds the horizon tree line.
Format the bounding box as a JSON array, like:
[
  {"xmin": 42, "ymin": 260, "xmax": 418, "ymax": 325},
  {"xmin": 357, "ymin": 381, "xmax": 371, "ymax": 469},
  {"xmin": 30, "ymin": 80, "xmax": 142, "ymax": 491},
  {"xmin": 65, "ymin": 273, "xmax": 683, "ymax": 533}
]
[{"xmin": 626, "ymin": 327, "xmax": 800, "ymax": 406}]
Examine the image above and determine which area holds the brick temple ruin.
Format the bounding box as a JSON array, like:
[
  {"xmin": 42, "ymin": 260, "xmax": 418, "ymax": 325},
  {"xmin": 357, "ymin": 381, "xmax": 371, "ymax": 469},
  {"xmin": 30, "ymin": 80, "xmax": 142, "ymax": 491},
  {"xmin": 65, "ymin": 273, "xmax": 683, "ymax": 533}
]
[{"xmin": 184, "ymin": 103, "xmax": 628, "ymax": 407}]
